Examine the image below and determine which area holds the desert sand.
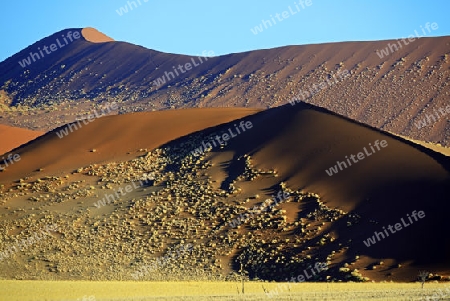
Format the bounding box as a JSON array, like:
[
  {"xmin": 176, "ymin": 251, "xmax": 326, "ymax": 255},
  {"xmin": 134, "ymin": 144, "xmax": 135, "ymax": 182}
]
[
  {"xmin": 0, "ymin": 107, "xmax": 259, "ymax": 182},
  {"xmin": 0, "ymin": 103, "xmax": 448, "ymax": 284},
  {"xmin": 0, "ymin": 124, "xmax": 43, "ymax": 155}
]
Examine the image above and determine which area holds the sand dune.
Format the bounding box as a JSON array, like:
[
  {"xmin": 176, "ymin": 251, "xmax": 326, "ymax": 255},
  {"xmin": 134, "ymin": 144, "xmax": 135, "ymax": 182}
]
[
  {"xmin": 1, "ymin": 28, "xmax": 449, "ymax": 147},
  {"xmin": 0, "ymin": 108, "xmax": 259, "ymax": 183},
  {"xmin": 0, "ymin": 104, "xmax": 448, "ymax": 282},
  {"xmin": 223, "ymin": 103, "xmax": 450, "ymax": 210},
  {"xmin": 206, "ymin": 102, "xmax": 450, "ymax": 280}
]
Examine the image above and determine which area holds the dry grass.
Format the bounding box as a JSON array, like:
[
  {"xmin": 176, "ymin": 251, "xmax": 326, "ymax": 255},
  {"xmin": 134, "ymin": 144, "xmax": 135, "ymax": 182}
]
[{"xmin": 0, "ymin": 281, "xmax": 448, "ymax": 301}]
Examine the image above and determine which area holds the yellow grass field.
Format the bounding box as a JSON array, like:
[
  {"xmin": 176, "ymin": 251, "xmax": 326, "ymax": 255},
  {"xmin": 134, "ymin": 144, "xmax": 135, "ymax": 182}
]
[{"xmin": 0, "ymin": 281, "xmax": 449, "ymax": 301}]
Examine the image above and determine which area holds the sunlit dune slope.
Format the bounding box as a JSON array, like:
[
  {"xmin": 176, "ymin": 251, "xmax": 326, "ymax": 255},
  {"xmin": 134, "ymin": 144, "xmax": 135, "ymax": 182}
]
[
  {"xmin": 0, "ymin": 124, "xmax": 44, "ymax": 155},
  {"xmin": 0, "ymin": 108, "xmax": 259, "ymax": 183},
  {"xmin": 81, "ymin": 27, "xmax": 114, "ymax": 43}
]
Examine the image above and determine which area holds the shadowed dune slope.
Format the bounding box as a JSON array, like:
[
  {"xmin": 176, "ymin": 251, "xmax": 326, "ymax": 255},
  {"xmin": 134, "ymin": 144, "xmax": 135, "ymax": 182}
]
[
  {"xmin": 0, "ymin": 108, "xmax": 259, "ymax": 183},
  {"xmin": 0, "ymin": 124, "xmax": 44, "ymax": 155},
  {"xmin": 205, "ymin": 103, "xmax": 450, "ymax": 278},
  {"xmin": 221, "ymin": 103, "xmax": 450, "ymax": 210}
]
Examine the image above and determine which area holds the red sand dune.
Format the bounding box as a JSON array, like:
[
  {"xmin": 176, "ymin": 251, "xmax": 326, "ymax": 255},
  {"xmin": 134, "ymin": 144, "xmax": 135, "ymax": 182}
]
[
  {"xmin": 0, "ymin": 108, "xmax": 259, "ymax": 182},
  {"xmin": 1, "ymin": 104, "xmax": 448, "ymax": 281}
]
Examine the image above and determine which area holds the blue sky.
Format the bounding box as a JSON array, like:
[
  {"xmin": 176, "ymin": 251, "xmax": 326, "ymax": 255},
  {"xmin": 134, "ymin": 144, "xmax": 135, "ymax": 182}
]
[{"xmin": 0, "ymin": 0, "xmax": 449, "ymax": 61}]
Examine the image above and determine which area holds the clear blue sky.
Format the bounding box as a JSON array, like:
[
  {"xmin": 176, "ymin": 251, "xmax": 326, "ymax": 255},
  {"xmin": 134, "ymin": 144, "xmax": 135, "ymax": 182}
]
[{"xmin": 1, "ymin": 0, "xmax": 449, "ymax": 61}]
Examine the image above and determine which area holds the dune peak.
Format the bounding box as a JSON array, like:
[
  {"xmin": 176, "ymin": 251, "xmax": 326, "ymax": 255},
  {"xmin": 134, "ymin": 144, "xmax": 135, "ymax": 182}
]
[{"xmin": 81, "ymin": 27, "xmax": 114, "ymax": 43}]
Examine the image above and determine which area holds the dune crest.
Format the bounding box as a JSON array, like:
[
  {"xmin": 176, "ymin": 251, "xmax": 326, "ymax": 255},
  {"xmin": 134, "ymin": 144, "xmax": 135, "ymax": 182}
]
[{"xmin": 81, "ymin": 27, "xmax": 114, "ymax": 43}]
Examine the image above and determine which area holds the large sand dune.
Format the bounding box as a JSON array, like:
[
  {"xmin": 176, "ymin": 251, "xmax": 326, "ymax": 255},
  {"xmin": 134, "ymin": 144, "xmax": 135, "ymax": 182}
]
[
  {"xmin": 0, "ymin": 104, "xmax": 448, "ymax": 282},
  {"xmin": 0, "ymin": 28, "xmax": 449, "ymax": 147},
  {"xmin": 208, "ymin": 102, "xmax": 450, "ymax": 280}
]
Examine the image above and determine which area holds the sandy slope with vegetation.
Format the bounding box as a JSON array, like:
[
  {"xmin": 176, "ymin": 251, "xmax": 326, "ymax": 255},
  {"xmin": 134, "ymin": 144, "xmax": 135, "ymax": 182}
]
[
  {"xmin": 1, "ymin": 103, "xmax": 449, "ymax": 285},
  {"xmin": 1, "ymin": 29, "xmax": 449, "ymax": 147}
]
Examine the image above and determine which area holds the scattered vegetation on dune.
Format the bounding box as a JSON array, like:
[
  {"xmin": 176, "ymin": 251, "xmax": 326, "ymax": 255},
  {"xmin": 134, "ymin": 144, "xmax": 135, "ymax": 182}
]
[{"xmin": 1, "ymin": 129, "xmax": 446, "ymax": 284}]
